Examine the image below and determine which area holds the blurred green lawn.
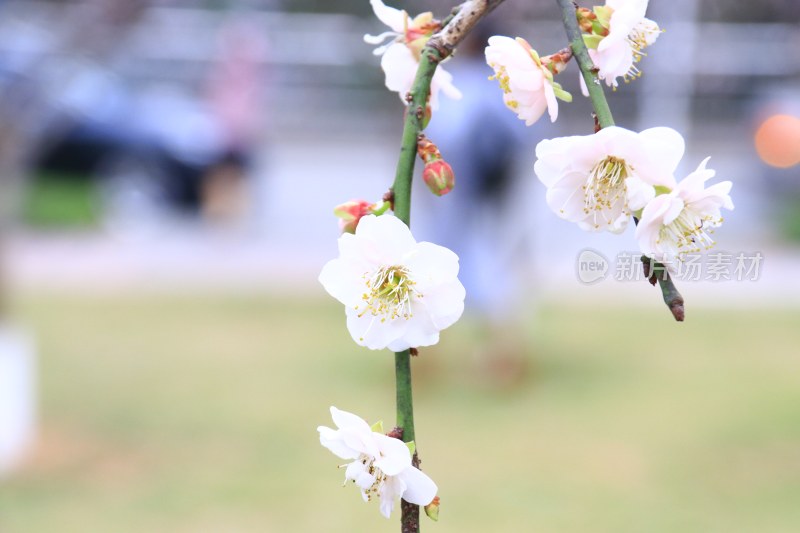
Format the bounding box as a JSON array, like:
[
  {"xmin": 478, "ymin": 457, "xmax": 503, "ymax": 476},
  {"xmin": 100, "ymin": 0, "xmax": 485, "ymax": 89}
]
[{"xmin": 1, "ymin": 293, "xmax": 799, "ymax": 532}]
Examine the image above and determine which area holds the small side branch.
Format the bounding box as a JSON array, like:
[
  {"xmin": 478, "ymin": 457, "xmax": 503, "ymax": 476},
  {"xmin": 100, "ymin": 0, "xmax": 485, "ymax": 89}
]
[
  {"xmin": 642, "ymin": 257, "xmax": 686, "ymax": 322},
  {"xmin": 555, "ymin": 0, "xmax": 614, "ymax": 128}
]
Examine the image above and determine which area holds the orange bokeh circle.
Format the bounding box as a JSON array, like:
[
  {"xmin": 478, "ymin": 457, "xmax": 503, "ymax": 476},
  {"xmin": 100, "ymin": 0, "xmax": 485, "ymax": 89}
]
[{"xmin": 754, "ymin": 114, "xmax": 800, "ymax": 168}]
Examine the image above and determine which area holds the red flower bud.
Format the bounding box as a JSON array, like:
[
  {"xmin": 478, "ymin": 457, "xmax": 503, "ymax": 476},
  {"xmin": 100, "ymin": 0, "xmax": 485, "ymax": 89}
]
[
  {"xmin": 334, "ymin": 199, "xmax": 374, "ymax": 233},
  {"xmin": 422, "ymin": 159, "xmax": 455, "ymax": 196}
]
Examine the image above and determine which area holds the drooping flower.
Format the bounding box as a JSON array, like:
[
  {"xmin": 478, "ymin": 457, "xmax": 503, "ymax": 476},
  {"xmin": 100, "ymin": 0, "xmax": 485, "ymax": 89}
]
[
  {"xmin": 580, "ymin": 0, "xmax": 661, "ymax": 90},
  {"xmin": 485, "ymin": 36, "xmax": 572, "ymax": 126},
  {"xmin": 636, "ymin": 157, "xmax": 734, "ymax": 262},
  {"xmin": 319, "ymin": 214, "xmax": 465, "ymax": 351},
  {"xmin": 318, "ymin": 406, "xmax": 438, "ymax": 519},
  {"xmin": 534, "ymin": 126, "xmax": 684, "ymax": 233},
  {"xmin": 364, "ymin": 0, "xmax": 462, "ymax": 109}
]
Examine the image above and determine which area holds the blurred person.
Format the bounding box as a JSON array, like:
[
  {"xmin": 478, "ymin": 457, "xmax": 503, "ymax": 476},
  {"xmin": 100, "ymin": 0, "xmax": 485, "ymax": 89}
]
[
  {"xmin": 423, "ymin": 24, "xmax": 544, "ymax": 382},
  {"xmin": 202, "ymin": 17, "xmax": 269, "ymax": 225}
]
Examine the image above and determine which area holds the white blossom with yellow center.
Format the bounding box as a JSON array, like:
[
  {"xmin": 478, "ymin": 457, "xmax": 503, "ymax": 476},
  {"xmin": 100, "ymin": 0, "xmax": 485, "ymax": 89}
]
[
  {"xmin": 534, "ymin": 126, "xmax": 684, "ymax": 233},
  {"xmin": 636, "ymin": 157, "xmax": 734, "ymax": 263},
  {"xmin": 319, "ymin": 214, "xmax": 465, "ymax": 351},
  {"xmin": 318, "ymin": 406, "xmax": 438, "ymax": 519}
]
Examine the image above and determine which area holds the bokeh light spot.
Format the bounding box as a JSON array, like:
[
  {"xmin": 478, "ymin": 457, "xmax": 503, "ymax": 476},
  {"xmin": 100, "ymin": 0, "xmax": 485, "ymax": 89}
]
[{"xmin": 754, "ymin": 114, "xmax": 800, "ymax": 168}]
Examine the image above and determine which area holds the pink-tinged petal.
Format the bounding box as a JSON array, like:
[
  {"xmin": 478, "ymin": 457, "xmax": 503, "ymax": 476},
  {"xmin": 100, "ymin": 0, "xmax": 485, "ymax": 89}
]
[
  {"xmin": 369, "ymin": 0, "xmax": 406, "ymax": 33},
  {"xmin": 675, "ymin": 157, "xmax": 714, "ymax": 197},
  {"xmin": 534, "ymin": 136, "xmax": 586, "ymax": 187},
  {"xmin": 373, "ymin": 434, "xmax": 412, "ymax": 476},
  {"xmin": 397, "ymin": 466, "xmax": 438, "ymax": 506},
  {"xmin": 662, "ymin": 196, "xmax": 685, "ymax": 225},
  {"xmin": 545, "ymin": 170, "xmax": 589, "ymax": 221},
  {"xmin": 543, "ymin": 80, "xmax": 558, "ymax": 122},
  {"xmin": 595, "ymin": 125, "xmax": 640, "ymax": 157}
]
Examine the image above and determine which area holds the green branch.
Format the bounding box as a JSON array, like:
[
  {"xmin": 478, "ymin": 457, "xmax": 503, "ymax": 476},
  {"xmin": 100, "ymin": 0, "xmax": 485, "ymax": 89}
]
[
  {"xmin": 556, "ymin": 0, "xmax": 684, "ymax": 321},
  {"xmin": 388, "ymin": 3, "xmax": 510, "ymax": 531}
]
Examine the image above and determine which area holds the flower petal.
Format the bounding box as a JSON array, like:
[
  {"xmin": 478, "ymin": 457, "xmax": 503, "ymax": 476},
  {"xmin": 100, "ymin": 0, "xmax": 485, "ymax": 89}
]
[
  {"xmin": 369, "ymin": 0, "xmax": 406, "ymax": 33},
  {"xmin": 373, "ymin": 434, "xmax": 412, "ymax": 476},
  {"xmin": 397, "ymin": 466, "xmax": 438, "ymax": 506}
]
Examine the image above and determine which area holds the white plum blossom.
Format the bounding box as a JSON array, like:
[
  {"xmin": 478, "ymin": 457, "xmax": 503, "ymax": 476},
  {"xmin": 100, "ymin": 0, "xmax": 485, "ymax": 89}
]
[
  {"xmin": 319, "ymin": 214, "xmax": 465, "ymax": 351},
  {"xmin": 636, "ymin": 157, "xmax": 734, "ymax": 262},
  {"xmin": 534, "ymin": 126, "xmax": 684, "ymax": 233},
  {"xmin": 318, "ymin": 406, "xmax": 438, "ymax": 519},
  {"xmin": 582, "ymin": 0, "xmax": 661, "ymax": 91},
  {"xmin": 364, "ymin": 0, "xmax": 462, "ymax": 109},
  {"xmin": 485, "ymin": 36, "xmax": 572, "ymax": 126}
]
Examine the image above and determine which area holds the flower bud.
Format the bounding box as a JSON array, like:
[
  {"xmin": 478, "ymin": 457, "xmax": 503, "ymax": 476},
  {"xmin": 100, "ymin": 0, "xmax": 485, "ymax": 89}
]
[
  {"xmin": 541, "ymin": 47, "xmax": 573, "ymax": 75},
  {"xmin": 422, "ymin": 159, "xmax": 455, "ymax": 196},
  {"xmin": 416, "ymin": 134, "xmax": 442, "ymax": 164},
  {"xmin": 334, "ymin": 199, "xmax": 374, "ymax": 233},
  {"xmin": 424, "ymin": 496, "xmax": 440, "ymax": 521}
]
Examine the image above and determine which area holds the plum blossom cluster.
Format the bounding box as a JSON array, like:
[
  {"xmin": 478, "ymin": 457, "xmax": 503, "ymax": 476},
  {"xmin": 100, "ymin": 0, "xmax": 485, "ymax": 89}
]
[
  {"xmin": 534, "ymin": 126, "xmax": 734, "ymax": 266},
  {"xmin": 484, "ymin": 0, "xmax": 659, "ymax": 127},
  {"xmin": 318, "ymin": 407, "xmax": 438, "ymax": 519}
]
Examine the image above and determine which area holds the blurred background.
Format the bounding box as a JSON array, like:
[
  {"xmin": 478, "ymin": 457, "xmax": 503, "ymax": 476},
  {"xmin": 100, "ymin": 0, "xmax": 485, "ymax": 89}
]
[{"xmin": 0, "ymin": 0, "xmax": 799, "ymax": 531}]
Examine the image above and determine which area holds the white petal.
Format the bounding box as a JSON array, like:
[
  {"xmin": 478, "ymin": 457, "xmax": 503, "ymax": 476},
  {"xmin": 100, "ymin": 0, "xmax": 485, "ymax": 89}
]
[
  {"xmin": 417, "ymin": 280, "xmax": 465, "ymax": 330},
  {"xmin": 330, "ymin": 406, "xmax": 371, "ymax": 433},
  {"xmin": 318, "ymin": 426, "xmax": 360, "ymax": 460},
  {"xmin": 364, "ymin": 30, "xmax": 397, "ymax": 45},
  {"xmin": 397, "ymin": 466, "xmax": 438, "ymax": 506},
  {"xmin": 354, "ymin": 214, "xmax": 417, "ymax": 264},
  {"xmin": 579, "ymin": 71, "xmax": 590, "ymax": 97},
  {"xmin": 636, "ymin": 127, "xmax": 685, "ymax": 187},
  {"xmin": 543, "ymin": 80, "xmax": 558, "ymax": 122},
  {"xmin": 392, "ymin": 303, "xmax": 440, "ymax": 349},
  {"xmin": 378, "ymin": 476, "xmax": 402, "ymax": 518},
  {"xmin": 403, "ymin": 242, "xmax": 460, "ymax": 287},
  {"xmin": 369, "ymin": 0, "xmax": 406, "ymax": 33},
  {"xmin": 624, "ymin": 175, "xmax": 655, "ymax": 211},
  {"xmin": 373, "ymin": 434, "xmax": 412, "ymax": 476},
  {"xmin": 345, "ymin": 306, "xmax": 408, "ymax": 350},
  {"xmin": 381, "ymin": 43, "xmax": 417, "ymax": 100},
  {"xmin": 318, "ymin": 257, "xmax": 367, "ymax": 308}
]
